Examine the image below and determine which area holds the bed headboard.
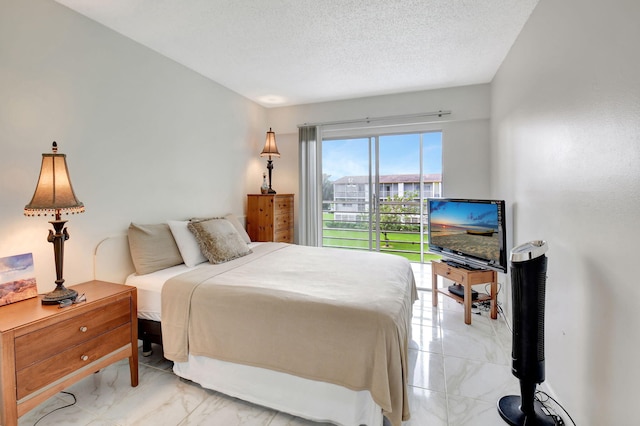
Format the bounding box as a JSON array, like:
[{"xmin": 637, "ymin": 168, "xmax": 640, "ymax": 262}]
[
  {"xmin": 94, "ymin": 235, "xmax": 135, "ymax": 284},
  {"xmin": 93, "ymin": 215, "xmax": 247, "ymax": 284}
]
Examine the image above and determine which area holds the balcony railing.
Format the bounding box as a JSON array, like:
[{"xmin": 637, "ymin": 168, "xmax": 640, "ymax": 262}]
[{"xmin": 322, "ymin": 200, "xmax": 439, "ymax": 263}]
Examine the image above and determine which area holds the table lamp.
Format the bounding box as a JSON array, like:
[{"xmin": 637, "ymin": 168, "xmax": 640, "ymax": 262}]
[
  {"xmin": 24, "ymin": 142, "xmax": 85, "ymax": 305},
  {"xmin": 260, "ymin": 128, "xmax": 280, "ymax": 194}
]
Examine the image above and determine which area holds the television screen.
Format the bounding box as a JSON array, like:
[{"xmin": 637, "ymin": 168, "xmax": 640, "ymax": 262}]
[{"xmin": 427, "ymin": 198, "xmax": 507, "ymax": 272}]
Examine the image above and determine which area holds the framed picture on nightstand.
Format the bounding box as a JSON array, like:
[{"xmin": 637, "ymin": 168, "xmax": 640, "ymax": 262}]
[{"xmin": 0, "ymin": 253, "xmax": 38, "ymax": 306}]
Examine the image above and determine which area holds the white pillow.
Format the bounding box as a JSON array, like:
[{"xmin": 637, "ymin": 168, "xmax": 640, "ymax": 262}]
[{"xmin": 167, "ymin": 220, "xmax": 207, "ymax": 267}]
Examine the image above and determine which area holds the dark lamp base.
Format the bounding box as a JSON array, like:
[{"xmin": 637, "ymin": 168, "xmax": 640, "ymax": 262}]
[
  {"xmin": 498, "ymin": 395, "xmax": 559, "ymax": 425},
  {"xmin": 268, "ymin": 188, "xmax": 277, "ymax": 194},
  {"xmin": 41, "ymin": 285, "xmax": 78, "ymax": 305}
]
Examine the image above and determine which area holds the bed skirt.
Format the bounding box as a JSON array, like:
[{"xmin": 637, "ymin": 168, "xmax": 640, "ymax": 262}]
[{"xmin": 173, "ymin": 354, "xmax": 384, "ymax": 426}]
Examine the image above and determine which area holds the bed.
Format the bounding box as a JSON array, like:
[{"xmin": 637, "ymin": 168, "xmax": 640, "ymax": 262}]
[{"xmin": 93, "ymin": 217, "xmax": 417, "ymax": 426}]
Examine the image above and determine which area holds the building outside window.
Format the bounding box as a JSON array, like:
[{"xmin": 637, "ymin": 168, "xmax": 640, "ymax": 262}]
[{"xmin": 332, "ymin": 173, "xmax": 442, "ymax": 223}]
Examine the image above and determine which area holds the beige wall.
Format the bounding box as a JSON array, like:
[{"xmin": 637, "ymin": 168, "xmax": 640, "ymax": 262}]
[
  {"xmin": 0, "ymin": 0, "xmax": 267, "ymax": 287},
  {"xmin": 492, "ymin": 0, "xmax": 640, "ymax": 423}
]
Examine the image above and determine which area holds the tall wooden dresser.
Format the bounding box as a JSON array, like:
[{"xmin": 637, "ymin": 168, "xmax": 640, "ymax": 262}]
[{"xmin": 246, "ymin": 194, "xmax": 294, "ymax": 243}]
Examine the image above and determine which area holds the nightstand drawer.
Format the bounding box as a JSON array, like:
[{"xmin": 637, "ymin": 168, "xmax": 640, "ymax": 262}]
[
  {"xmin": 15, "ymin": 297, "xmax": 131, "ymax": 370},
  {"xmin": 16, "ymin": 324, "xmax": 131, "ymax": 399}
]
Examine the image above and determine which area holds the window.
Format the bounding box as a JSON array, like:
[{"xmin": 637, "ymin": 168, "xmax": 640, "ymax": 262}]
[{"xmin": 321, "ymin": 131, "xmax": 443, "ymax": 263}]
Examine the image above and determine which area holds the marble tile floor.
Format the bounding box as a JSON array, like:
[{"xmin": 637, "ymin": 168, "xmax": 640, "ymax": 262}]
[{"xmin": 19, "ymin": 271, "xmax": 518, "ymax": 426}]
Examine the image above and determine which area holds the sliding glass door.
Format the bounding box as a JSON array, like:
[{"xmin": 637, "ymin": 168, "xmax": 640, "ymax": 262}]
[{"xmin": 322, "ymin": 131, "xmax": 442, "ymax": 263}]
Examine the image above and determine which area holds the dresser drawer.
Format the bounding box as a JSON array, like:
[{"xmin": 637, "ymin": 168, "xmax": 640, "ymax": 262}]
[
  {"xmin": 16, "ymin": 324, "xmax": 131, "ymax": 399},
  {"xmin": 274, "ymin": 196, "xmax": 293, "ymax": 213},
  {"xmin": 274, "ymin": 213, "xmax": 292, "ymax": 231},
  {"xmin": 274, "ymin": 229, "xmax": 292, "ymax": 242},
  {"xmin": 15, "ymin": 297, "xmax": 131, "ymax": 370}
]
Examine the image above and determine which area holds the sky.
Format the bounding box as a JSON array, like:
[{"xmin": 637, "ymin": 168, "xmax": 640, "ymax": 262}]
[
  {"xmin": 322, "ymin": 132, "xmax": 442, "ymax": 181},
  {"xmin": 429, "ymin": 200, "xmax": 498, "ymax": 227},
  {"xmin": 0, "ymin": 252, "xmax": 35, "ymax": 283}
]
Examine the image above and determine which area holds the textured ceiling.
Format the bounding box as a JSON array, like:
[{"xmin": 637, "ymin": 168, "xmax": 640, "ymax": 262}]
[{"xmin": 55, "ymin": 0, "xmax": 539, "ymax": 107}]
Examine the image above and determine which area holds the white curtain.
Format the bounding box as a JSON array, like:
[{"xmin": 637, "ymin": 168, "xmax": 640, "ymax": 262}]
[{"xmin": 298, "ymin": 125, "xmax": 322, "ymax": 246}]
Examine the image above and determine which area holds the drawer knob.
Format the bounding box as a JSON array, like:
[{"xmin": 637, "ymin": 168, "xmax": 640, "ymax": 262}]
[
  {"xmin": 79, "ymin": 326, "xmax": 88, "ymax": 332},
  {"xmin": 81, "ymin": 355, "xmax": 89, "ymax": 361}
]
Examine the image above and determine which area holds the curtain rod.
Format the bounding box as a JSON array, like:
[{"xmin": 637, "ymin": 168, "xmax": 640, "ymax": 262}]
[{"xmin": 298, "ymin": 110, "xmax": 452, "ymax": 128}]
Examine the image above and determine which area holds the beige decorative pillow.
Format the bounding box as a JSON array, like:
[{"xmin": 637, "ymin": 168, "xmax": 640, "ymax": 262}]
[
  {"xmin": 187, "ymin": 219, "xmax": 252, "ymax": 264},
  {"xmin": 190, "ymin": 213, "xmax": 252, "ymax": 244},
  {"xmin": 128, "ymin": 223, "xmax": 183, "ymax": 275}
]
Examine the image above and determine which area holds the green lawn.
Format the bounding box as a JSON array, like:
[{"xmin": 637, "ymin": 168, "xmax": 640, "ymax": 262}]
[{"xmin": 322, "ymin": 226, "xmax": 440, "ymax": 263}]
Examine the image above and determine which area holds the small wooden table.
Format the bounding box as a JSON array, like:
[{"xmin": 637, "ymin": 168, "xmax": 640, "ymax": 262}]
[
  {"xmin": 0, "ymin": 281, "xmax": 138, "ymax": 425},
  {"xmin": 431, "ymin": 261, "xmax": 498, "ymax": 324}
]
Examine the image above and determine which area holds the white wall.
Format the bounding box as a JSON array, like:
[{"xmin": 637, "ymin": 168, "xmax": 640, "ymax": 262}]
[
  {"xmin": 267, "ymin": 84, "xmax": 491, "ymax": 246},
  {"xmin": 492, "ymin": 0, "xmax": 640, "ymax": 423},
  {"xmin": 267, "ymin": 84, "xmax": 495, "ymax": 240},
  {"xmin": 0, "ymin": 0, "xmax": 266, "ymax": 288}
]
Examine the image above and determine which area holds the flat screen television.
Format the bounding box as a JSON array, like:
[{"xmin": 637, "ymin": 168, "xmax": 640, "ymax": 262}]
[{"xmin": 427, "ymin": 198, "xmax": 508, "ymax": 272}]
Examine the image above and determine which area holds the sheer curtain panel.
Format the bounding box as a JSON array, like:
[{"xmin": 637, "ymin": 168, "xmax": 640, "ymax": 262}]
[{"xmin": 298, "ymin": 126, "xmax": 322, "ymax": 246}]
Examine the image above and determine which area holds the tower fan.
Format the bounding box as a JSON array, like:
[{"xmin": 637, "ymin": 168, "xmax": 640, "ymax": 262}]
[{"xmin": 498, "ymin": 240, "xmax": 558, "ymax": 425}]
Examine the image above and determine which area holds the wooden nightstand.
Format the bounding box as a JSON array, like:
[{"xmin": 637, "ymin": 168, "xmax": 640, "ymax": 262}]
[
  {"xmin": 0, "ymin": 280, "xmax": 138, "ymax": 425},
  {"xmin": 246, "ymin": 194, "xmax": 294, "ymax": 242}
]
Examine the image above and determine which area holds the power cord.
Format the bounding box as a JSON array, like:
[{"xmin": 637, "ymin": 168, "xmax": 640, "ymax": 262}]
[
  {"xmin": 478, "ymin": 282, "xmax": 514, "ymax": 333},
  {"xmin": 496, "ymin": 303, "xmax": 513, "ymax": 333},
  {"xmin": 33, "ymin": 391, "xmax": 77, "ymax": 426},
  {"xmin": 472, "ymin": 282, "xmax": 506, "ymax": 320},
  {"xmin": 535, "ymin": 390, "xmax": 576, "ymax": 426}
]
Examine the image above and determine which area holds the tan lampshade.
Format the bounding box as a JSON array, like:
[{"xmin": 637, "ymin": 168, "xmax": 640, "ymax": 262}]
[
  {"xmin": 24, "ymin": 142, "xmax": 84, "ymax": 217},
  {"xmin": 260, "ymin": 128, "xmax": 280, "ymax": 158}
]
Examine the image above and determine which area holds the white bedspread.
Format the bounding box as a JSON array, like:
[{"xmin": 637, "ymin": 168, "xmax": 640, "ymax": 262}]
[
  {"xmin": 161, "ymin": 243, "xmax": 417, "ymax": 426},
  {"xmin": 125, "ymin": 242, "xmax": 264, "ymax": 320}
]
